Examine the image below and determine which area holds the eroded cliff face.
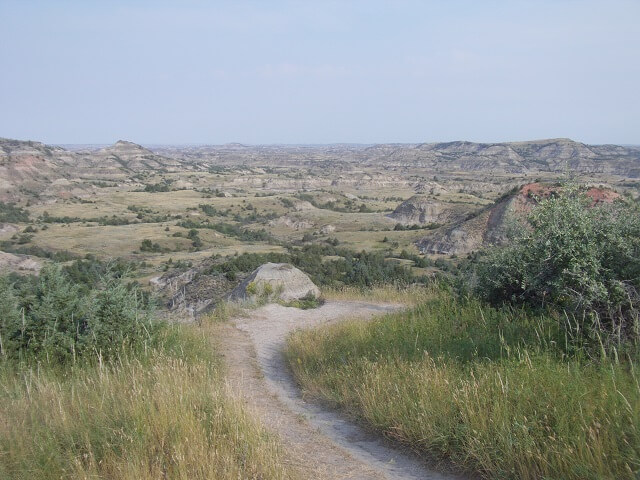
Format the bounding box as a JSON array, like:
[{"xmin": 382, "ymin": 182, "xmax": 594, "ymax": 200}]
[
  {"xmin": 388, "ymin": 195, "xmax": 470, "ymax": 225},
  {"xmin": 88, "ymin": 140, "xmax": 182, "ymax": 172},
  {"xmin": 416, "ymin": 183, "xmax": 622, "ymax": 255},
  {"xmin": 0, "ymin": 138, "xmax": 180, "ymax": 201},
  {"xmin": 358, "ymin": 139, "xmax": 640, "ymax": 176}
]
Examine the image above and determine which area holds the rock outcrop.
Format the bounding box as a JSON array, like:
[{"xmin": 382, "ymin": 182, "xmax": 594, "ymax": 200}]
[
  {"xmin": 269, "ymin": 216, "xmax": 315, "ymax": 230},
  {"xmin": 389, "ymin": 195, "xmax": 469, "ymax": 225},
  {"xmin": 417, "ymin": 183, "xmax": 621, "ymax": 255},
  {"xmin": 228, "ymin": 263, "xmax": 320, "ymax": 303},
  {"xmin": 319, "ymin": 224, "xmax": 336, "ymax": 234},
  {"xmin": 150, "ymin": 265, "xmax": 235, "ymax": 319}
]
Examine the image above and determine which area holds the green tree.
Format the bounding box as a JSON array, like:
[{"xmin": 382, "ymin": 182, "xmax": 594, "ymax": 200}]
[
  {"xmin": 23, "ymin": 265, "xmax": 87, "ymax": 362},
  {"xmin": 87, "ymin": 272, "xmax": 155, "ymax": 355},
  {"xmin": 0, "ymin": 277, "xmax": 22, "ymax": 357}
]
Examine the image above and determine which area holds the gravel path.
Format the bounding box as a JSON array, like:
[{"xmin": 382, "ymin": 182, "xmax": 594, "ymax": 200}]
[{"xmin": 217, "ymin": 301, "xmax": 466, "ymax": 480}]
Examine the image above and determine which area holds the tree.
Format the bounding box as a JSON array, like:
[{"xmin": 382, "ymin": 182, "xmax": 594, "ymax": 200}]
[
  {"xmin": 88, "ymin": 272, "xmax": 155, "ymax": 355},
  {"xmin": 0, "ymin": 277, "xmax": 22, "ymax": 357},
  {"xmin": 0, "ymin": 265, "xmax": 160, "ymax": 363},
  {"xmin": 21, "ymin": 265, "xmax": 87, "ymax": 362}
]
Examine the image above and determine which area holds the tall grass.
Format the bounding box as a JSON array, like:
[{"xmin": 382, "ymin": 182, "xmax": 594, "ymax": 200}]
[
  {"xmin": 322, "ymin": 284, "xmax": 433, "ymax": 305},
  {"xmin": 0, "ymin": 324, "xmax": 293, "ymax": 480},
  {"xmin": 286, "ymin": 288, "xmax": 640, "ymax": 479},
  {"xmin": 198, "ymin": 300, "xmax": 247, "ymax": 324}
]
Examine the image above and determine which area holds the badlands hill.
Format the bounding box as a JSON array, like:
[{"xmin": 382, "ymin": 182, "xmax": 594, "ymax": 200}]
[
  {"xmin": 388, "ymin": 195, "xmax": 472, "ymax": 226},
  {"xmin": 359, "ymin": 138, "xmax": 640, "ymax": 175},
  {"xmin": 2, "ymin": 136, "xmax": 639, "ymax": 204},
  {"xmin": 416, "ymin": 183, "xmax": 621, "ymax": 255},
  {"xmin": 0, "ymin": 138, "xmax": 179, "ymax": 201},
  {"xmin": 89, "ymin": 140, "xmax": 182, "ymax": 172},
  {"xmin": 152, "ymin": 137, "xmax": 640, "ymax": 176},
  {"xmin": 0, "ymin": 138, "xmax": 78, "ymax": 201}
]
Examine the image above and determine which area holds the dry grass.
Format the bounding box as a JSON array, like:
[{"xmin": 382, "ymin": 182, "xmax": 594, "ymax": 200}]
[
  {"xmin": 287, "ymin": 289, "xmax": 640, "ymax": 479},
  {"xmin": 0, "ymin": 324, "xmax": 294, "ymax": 480},
  {"xmin": 322, "ymin": 284, "xmax": 434, "ymax": 305},
  {"xmin": 199, "ymin": 300, "xmax": 248, "ymax": 324}
]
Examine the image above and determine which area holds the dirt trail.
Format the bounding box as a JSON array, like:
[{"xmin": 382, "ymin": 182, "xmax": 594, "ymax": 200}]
[{"xmin": 217, "ymin": 301, "xmax": 464, "ymax": 480}]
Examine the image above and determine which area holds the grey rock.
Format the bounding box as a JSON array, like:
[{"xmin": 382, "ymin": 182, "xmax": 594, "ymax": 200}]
[{"xmin": 229, "ymin": 263, "xmax": 320, "ymax": 303}]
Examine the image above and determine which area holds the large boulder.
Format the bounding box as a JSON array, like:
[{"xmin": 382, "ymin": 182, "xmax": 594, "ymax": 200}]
[{"xmin": 229, "ymin": 263, "xmax": 320, "ymax": 303}]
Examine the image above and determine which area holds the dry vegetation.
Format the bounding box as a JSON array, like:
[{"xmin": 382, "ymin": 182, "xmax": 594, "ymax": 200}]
[
  {"xmin": 0, "ymin": 324, "xmax": 295, "ymax": 480},
  {"xmin": 287, "ymin": 288, "xmax": 640, "ymax": 480},
  {"xmin": 2, "ymin": 137, "xmax": 640, "ymax": 479}
]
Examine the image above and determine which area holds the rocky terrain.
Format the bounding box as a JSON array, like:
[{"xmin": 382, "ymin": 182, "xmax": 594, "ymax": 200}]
[
  {"xmin": 4, "ymin": 137, "xmax": 639, "ymax": 194},
  {"xmin": 86, "ymin": 140, "xmax": 182, "ymax": 172},
  {"xmin": 389, "ymin": 195, "xmax": 473, "ymax": 225},
  {"xmin": 417, "ymin": 183, "xmax": 622, "ymax": 255},
  {"xmin": 152, "ymin": 138, "xmax": 640, "ymax": 175},
  {"xmin": 150, "ymin": 264, "xmax": 234, "ymax": 319},
  {"xmin": 1, "ymin": 135, "xmax": 639, "ymax": 307},
  {"xmin": 358, "ymin": 139, "xmax": 640, "ymax": 175},
  {"xmin": 2, "ymin": 137, "xmax": 639, "ymax": 204},
  {"xmin": 0, "ymin": 138, "xmax": 189, "ymax": 201}
]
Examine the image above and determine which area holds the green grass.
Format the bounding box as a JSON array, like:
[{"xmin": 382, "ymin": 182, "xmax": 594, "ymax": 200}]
[
  {"xmin": 286, "ymin": 288, "xmax": 640, "ymax": 479},
  {"xmin": 281, "ymin": 293, "xmax": 324, "ymax": 310},
  {"xmin": 0, "ymin": 323, "xmax": 294, "ymax": 480}
]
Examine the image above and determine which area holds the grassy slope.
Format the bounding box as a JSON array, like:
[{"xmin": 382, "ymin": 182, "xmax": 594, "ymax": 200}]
[
  {"xmin": 0, "ymin": 323, "xmax": 294, "ymax": 480},
  {"xmin": 286, "ymin": 288, "xmax": 640, "ymax": 479}
]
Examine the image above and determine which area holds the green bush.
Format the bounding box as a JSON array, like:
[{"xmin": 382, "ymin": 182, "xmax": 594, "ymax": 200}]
[
  {"xmin": 0, "ymin": 265, "xmax": 158, "ymax": 364},
  {"xmin": 177, "ymin": 220, "xmax": 273, "ymax": 242},
  {"xmin": 88, "ymin": 273, "xmax": 159, "ymax": 356},
  {"xmin": 143, "ymin": 182, "xmax": 171, "ymax": 192},
  {"xmin": 140, "ymin": 239, "xmax": 163, "ymax": 252},
  {"xmin": 474, "ymin": 186, "xmax": 640, "ymax": 340},
  {"xmin": 0, "ymin": 202, "xmax": 29, "ymax": 223},
  {"xmin": 3, "ymin": 266, "xmax": 89, "ymax": 362},
  {"xmin": 206, "ymin": 245, "xmax": 422, "ymax": 288},
  {"xmin": 282, "ymin": 292, "xmax": 323, "ymax": 310}
]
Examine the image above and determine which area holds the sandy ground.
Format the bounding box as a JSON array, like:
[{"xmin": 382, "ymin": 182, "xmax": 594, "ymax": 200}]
[{"xmin": 217, "ymin": 301, "xmax": 465, "ymax": 480}]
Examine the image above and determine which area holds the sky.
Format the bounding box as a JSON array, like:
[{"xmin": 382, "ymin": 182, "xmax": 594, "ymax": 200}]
[{"xmin": 0, "ymin": 0, "xmax": 639, "ymax": 145}]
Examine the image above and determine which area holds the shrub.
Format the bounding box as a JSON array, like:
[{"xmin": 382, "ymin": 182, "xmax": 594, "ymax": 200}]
[
  {"xmin": 88, "ymin": 272, "xmax": 157, "ymax": 356},
  {"xmin": 0, "ymin": 202, "xmax": 29, "ymax": 223},
  {"xmin": 140, "ymin": 239, "xmax": 162, "ymax": 252},
  {"xmin": 206, "ymin": 246, "xmax": 422, "ymax": 288},
  {"xmin": 0, "ymin": 265, "xmax": 158, "ymax": 363},
  {"xmin": 282, "ymin": 292, "xmax": 323, "ymax": 310},
  {"xmin": 178, "ymin": 220, "xmax": 273, "ymax": 243},
  {"xmin": 474, "ymin": 186, "xmax": 640, "ymax": 340},
  {"xmin": 18, "ymin": 266, "xmax": 88, "ymax": 362},
  {"xmin": 143, "ymin": 182, "xmax": 171, "ymax": 193}
]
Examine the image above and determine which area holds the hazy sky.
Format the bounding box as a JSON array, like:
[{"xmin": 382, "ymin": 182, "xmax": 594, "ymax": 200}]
[{"xmin": 1, "ymin": 0, "xmax": 638, "ymax": 145}]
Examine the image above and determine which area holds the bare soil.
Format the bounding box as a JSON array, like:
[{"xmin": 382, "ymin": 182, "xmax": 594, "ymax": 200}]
[{"xmin": 216, "ymin": 301, "xmax": 465, "ymax": 480}]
